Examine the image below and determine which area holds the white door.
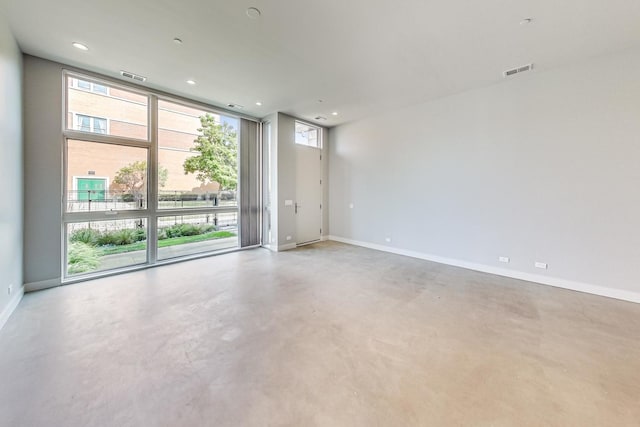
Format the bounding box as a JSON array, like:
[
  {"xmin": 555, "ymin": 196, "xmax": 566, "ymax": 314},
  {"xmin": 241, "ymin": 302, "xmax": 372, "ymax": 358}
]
[{"xmin": 295, "ymin": 145, "xmax": 322, "ymax": 245}]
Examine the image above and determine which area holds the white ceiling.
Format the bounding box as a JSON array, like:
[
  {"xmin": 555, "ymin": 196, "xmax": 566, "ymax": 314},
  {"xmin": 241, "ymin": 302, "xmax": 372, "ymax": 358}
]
[{"xmin": 4, "ymin": 0, "xmax": 640, "ymax": 126}]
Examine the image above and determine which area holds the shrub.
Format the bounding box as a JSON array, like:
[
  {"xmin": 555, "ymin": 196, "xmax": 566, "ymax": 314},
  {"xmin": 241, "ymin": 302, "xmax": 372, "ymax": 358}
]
[
  {"xmin": 97, "ymin": 232, "xmax": 118, "ymax": 246},
  {"xmin": 164, "ymin": 225, "xmax": 180, "ymax": 238},
  {"xmin": 158, "ymin": 192, "xmax": 201, "ymax": 202},
  {"xmin": 95, "ymin": 228, "xmax": 144, "ymax": 246},
  {"xmin": 164, "ymin": 224, "xmax": 187, "ymax": 238},
  {"xmin": 179, "ymin": 224, "xmax": 201, "ymax": 236},
  {"xmin": 200, "ymin": 224, "xmax": 216, "ymax": 233},
  {"xmin": 134, "ymin": 228, "xmax": 147, "ymax": 242},
  {"xmin": 161, "ymin": 223, "xmax": 217, "ymax": 239},
  {"xmin": 70, "ymin": 228, "xmax": 100, "ymax": 246},
  {"xmin": 219, "ymin": 191, "xmax": 236, "ymax": 200},
  {"xmin": 111, "ymin": 229, "xmax": 137, "ymax": 245},
  {"xmin": 120, "ymin": 193, "xmax": 135, "ymax": 203},
  {"xmin": 67, "ymin": 242, "xmax": 100, "ymax": 274}
]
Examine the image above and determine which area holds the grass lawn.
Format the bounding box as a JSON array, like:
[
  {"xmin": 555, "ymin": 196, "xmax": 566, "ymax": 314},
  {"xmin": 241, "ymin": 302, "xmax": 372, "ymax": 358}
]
[{"xmin": 98, "ymin": 231, "xmax": 236, "ymax": 256}]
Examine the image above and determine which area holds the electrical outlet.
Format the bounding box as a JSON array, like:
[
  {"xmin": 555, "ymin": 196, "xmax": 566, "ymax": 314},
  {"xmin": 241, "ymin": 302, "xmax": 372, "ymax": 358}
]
[
  {"xmin": 535, "ymin": 262, "xmax": 548, "ymax": 269},
  {"xmin": 349, "ymin": 203, "xmax": 354, "ymax": 209},
  {"xmin": 385, "ymin": 237, "xmax": 392, "ymax": 243},
  {"xmin": 499, "ymin": 256, "xmax": 510, "ymax": 263},
  {"xmin": 286, "ymin": 235, "xmax": 292, "ymax": 241}
]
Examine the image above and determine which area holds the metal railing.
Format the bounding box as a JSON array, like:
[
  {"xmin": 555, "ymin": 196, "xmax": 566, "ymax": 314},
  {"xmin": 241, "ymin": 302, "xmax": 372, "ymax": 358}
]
[
  {"xmin": 67, "ymin": 190, "xmax": 145, "ymax": 212},
  {"xmin": 157, "ymin": 212, "xmax": 238, "ymax": 230},
  {"xmin": 67, "ymin": 190, "xmax": 238, "ymax": 212},
  {"xmin": 67, "ymin": 212, "xmax": 239, "ymax": 234},
  {"xmin": 157, "ymin": 190, "xmax": 237, "ymax": 209}
]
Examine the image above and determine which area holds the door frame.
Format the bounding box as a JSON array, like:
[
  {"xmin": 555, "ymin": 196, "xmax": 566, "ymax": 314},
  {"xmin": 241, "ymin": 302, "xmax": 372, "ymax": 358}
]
[{"xmin": 294, "ymin": 121, "xmax": 323, "ymax": 246}]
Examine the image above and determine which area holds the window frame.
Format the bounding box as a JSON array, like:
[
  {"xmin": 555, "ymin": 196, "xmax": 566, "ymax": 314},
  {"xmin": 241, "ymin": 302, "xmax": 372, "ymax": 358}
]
[
  {"xmin": 72, "ymin": 77, "xmax": 109, "ymax": 95},
  {"xmin": 73, "ymin": 112, "xmax": 109, "ymax": 135},
  {"xmin": 294, "ymin": 120, "xmax": 323, "ymax": 149},
  {"xmin": 64, "ymin": 218, "xmax": 149, "ymax": 277},
  {"xmin": 61, "ymin": 70, "xmax": 250, "ymax": 282},
  {"xmin": 65, "ymin": 75, "xmax": 152, "ymax": 143},
  {"xmin": 156, "ymin": 96, "xmax": 240, "ymax": 211}
]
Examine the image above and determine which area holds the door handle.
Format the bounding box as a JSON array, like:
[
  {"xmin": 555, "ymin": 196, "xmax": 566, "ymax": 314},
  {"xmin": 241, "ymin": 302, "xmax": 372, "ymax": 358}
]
[{"xmin": 295, "ymin": 202, "xmax": 301, "ymax": 214}]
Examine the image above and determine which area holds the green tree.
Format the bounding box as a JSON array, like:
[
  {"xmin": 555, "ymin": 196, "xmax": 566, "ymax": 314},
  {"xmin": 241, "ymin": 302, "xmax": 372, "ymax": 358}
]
[
  {"xmin": 112, "ymin": 160, "xmax": 168, "ymax": 203},
  {"xmin": 183, "ymin": 114, "xmax": 238, "ymax": 190}
]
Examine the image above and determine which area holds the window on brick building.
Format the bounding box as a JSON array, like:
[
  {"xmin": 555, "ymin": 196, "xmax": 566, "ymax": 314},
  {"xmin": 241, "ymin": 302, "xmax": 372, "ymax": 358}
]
[
  {"xmin": 75, "ymin": 114, "xmax": 107, "ymax": 134},
  {"xmin": 74, "ymin": 78, "xmax": 108, "ymax": 95},
  {"xmin": 66, "ymin": 76, "xmax": 148, "ymax": 140}
]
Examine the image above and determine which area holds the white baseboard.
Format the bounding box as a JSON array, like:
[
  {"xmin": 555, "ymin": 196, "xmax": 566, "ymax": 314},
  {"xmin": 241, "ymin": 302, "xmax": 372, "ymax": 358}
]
[
  {"xmin": 25, "ymin": 277, "xmax": 61, "ymax": 293},
  {"xmin": 267, "ymin": 238, "xmax": 329, "ymax": 251},
  {"xmin": 0, "ymin": 285, "xmax": 24, "ymax": 330},
  {"xmin": 273, "ymin": 243, "xmax": 297, "ymax": 252},
  {"xmin": 328, "ymin": 236, "xmax": 640, "ymax": 304}
]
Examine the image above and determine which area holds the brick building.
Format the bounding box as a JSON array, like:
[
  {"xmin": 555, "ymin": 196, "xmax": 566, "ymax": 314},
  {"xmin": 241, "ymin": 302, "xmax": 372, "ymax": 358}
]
[{"xmin": 66, "ymin": 77, "xmax": 233, "ymax": 209}]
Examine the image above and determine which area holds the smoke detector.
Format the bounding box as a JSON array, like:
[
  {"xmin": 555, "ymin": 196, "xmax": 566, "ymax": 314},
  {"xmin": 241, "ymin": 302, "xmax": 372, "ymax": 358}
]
[
  {"xmin": 503, "ymin": 63, "xmax": 534, "ymax": 78},
  {"xmin": 120, "ymin": 70, "xmax": 147, "ymax": 82}
]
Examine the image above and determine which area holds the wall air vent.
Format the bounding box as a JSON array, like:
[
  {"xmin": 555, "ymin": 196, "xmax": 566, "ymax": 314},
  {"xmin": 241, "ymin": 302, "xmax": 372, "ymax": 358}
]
[
  {"xmin": 503, "ymin": 63, "xmax": 534, "ymax": 78},
  {"xmin": 120, "ymin": 70, "xmax": 147, "ymax": 82}
]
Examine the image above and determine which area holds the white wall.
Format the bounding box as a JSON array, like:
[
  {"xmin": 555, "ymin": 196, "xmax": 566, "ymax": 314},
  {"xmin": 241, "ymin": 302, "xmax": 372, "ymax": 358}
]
[
  {"xmin": 329, "ymin": 48, "xmax": 640, "ymax": 301},
  {"xmin": 23, "ymin": 55, "xmax": 64, "ymax": 289},
  {"xmin": 0, "ymin": 17, "xmax": 24, "ymax": 327}
]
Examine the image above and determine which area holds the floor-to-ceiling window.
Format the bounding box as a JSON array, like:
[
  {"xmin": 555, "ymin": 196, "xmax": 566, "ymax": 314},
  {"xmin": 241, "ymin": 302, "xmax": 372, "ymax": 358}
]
[
  {"xmin": 63, "ymin": 72, "xmax": 255, "ymax": 279},
  {"xmin": 156, "ymin": 99, "xmax": 239, "ymax": 260}
]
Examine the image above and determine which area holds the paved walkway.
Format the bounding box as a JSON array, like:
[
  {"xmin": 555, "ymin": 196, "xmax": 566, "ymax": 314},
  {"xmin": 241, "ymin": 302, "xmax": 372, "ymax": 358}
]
[{"xmin": 97, "ymin": 237, "xmax": 239, "ymax": 271}]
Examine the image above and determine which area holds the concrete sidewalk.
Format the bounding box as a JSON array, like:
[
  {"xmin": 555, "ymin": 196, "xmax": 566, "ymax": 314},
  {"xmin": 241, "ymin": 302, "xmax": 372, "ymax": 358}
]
[{"xmin": 97, "ymin": 237, "xmax": 239, "ymax": 271}]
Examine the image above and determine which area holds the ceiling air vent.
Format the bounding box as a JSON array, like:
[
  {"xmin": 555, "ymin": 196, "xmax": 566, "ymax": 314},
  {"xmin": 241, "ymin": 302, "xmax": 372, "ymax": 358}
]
[
  {"xmin": 315, "ymin": 116, "xmax": 327, "ymax": 121},
  {"xmin": 503, "ymin": 63, "xmax": 533, "ymax": 78},
  {"xmin": 120, "ymin": 70, "xmax": 147, "ymax": 82}
]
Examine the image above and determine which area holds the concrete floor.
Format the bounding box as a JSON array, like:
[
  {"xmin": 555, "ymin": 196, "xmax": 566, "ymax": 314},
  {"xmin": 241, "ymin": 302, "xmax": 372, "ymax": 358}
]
[{"xmin": 1, "ymin": 241, "xmax": 639, "ymax": 426}]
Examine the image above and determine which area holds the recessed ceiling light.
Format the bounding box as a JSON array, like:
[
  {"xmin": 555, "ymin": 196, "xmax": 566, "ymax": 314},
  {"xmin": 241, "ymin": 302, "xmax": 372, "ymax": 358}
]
[
  {"xmin": 72, "ymin": 42, "xmax": 89, "ymax": 51},
  {"xmin": 246, "ymin": 7, "xmax": 261, "ymax": 19},
  {"xmin": 186, "ymin": 80, "xmax": 196, "ymax": 85},
  {"xmin": 331, "ymin": 112, "xmax": 338, "ymax": 116},
  {"xmin": 255, "ymin": 101, "xmax": 263, "ymax": 106},
  {"xmin": 520, "ymin": 18, "xmax": 533, "ymax": 25},
  {"xmin": 173, "ymin": 38, "xmax": 183, "ymax": 44}
]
